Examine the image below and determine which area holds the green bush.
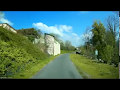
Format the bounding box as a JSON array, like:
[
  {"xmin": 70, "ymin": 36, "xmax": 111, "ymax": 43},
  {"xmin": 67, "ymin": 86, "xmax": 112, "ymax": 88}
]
[
  {"xmin": 101, "ymin": 45, "xmax": 113, "ymax": 64},
  {"xmin": 0, "ymin": 41, "xmax": 35, "ymax": 76}
]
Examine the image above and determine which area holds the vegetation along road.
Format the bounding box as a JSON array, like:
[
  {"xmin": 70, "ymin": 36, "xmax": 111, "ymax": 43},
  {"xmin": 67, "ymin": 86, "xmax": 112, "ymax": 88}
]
[{"xmin": 32, "ymin": 54, "xmax": 82, "ymax": 79}]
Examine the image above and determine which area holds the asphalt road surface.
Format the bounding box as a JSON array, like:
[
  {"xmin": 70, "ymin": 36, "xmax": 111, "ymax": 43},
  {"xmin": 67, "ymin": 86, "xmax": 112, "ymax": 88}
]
[{"xmin": 32, "ymin": 54, "xmax": 83, "ymax": 79}]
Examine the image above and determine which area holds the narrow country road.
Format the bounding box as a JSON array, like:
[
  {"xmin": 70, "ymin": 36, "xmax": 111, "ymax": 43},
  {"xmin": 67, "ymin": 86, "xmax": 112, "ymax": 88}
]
[{"xmin": 32, "ymin": 54, "xmax": 83, "ymax": 79}]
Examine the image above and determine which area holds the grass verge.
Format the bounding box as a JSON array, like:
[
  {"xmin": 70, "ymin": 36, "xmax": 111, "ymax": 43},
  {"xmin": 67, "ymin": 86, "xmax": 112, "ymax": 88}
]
[
  {"xmin": 70, "ymin": 54, "xmax": 119, "ymax": 79},
  {"xmin": 12, "ymin": 55, "xmax": 60, "ymax": 79},
  {"xmin": 61, "ymin": 50, "xmax": 74, "ymax": 54}
]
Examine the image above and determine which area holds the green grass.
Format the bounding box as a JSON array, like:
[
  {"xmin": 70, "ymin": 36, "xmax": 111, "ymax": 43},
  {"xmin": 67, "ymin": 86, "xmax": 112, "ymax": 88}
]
[
  {"xmin": 61, "ymin": 50, "xmax": 74, "ymax": 54},
  {"xmin": 70, "ymin": 54, "xmax": 119, "ymax": 79},
  {"xmin": 12, "ymin": 55, "xmax": 60, "ymax": 79}
]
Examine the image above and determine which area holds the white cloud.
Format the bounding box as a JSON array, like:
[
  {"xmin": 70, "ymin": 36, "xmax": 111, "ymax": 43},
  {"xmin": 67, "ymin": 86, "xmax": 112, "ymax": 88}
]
[
  {"xmin": 71, "ymin": 33, "xmax": 84, "ymax": 46},
  {"xmin": 33, "ymin": 22, "xmax": 72, "ymax": 37},
  {"xmin": 72, "ymin": 33, "xmax": 78, "ymax": 37},
  {"xmin": 0, "ymin": 11, "xmax": 13, "ymax": 25},
  {"xmin": 0, "ymin": 18, "xmax": 13, "ymax": 25},
  {"xmin": 59, "ymin": 25, "xmax": 72, "ymax": 32},
  {"xmin": 33, "ymin": 22, "xmax": 84, "ymax": 47}
]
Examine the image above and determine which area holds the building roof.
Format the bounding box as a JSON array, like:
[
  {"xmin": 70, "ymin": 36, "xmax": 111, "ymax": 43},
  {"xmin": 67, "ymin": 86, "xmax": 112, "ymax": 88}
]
[{"xmin": 0, "ymin": 23, "xmax": 16, "ymax": 30}]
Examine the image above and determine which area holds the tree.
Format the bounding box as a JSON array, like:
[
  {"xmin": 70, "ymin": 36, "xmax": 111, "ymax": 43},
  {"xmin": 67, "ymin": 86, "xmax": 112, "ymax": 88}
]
[
  {"xmin": 105, "ymin": 14, "xmax": 119, "ymax": 66},
  {"xmin": 106, "ymin": 15, "xmax": 119, "ymax": 39},
  {"xmin": 91, "ymin": 20, "xmax": 106, "ymax": 60},
  {"xmin": 17, "ymin": 28, "xmax": 41, "ymax": 42},
  {"xmin": 65, "ymin": 40, "xmax": 71, "ymax": 50},
  {"xmin": 59, "ymin": 40, "xmax": 65, "ymax": 50},
  {"xmin": 101, "ymin": 45, "xmax": 114, "ymax": 64},
  {"xmin": 64, "ymin": 40, "xmax": 75, "ymax": 51},
  {"xmin": 80, "ymin": 27, "xmax": 94, "ymax": 58},
  {"xmin": 83, "ymin": 27, "xmax": 92, "ymax": 50}
]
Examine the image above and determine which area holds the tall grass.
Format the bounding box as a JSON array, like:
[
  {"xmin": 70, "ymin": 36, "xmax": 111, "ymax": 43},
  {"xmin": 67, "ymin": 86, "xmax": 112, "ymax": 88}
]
[{"xmin": 70, "ymin": 54, "xmax": 119, "ymax": 79}]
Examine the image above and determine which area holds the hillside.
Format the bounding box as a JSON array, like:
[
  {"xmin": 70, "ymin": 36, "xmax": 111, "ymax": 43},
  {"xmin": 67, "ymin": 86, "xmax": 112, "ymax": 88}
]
[{"xmin": 0, "ymin": 26, "xmax": 48, "ymax": 77}]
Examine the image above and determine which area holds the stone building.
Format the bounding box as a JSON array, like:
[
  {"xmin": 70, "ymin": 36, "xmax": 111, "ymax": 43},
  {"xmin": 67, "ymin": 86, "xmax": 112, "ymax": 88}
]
[
  {"xmin": 44, "ymin": 33, "xmax": 60, "ymax": 56},
  {"xmin": 33, "ymin": 33, "xmax": 61, "ymax": 56},
  {"xmin": 0, "ymin": 23, "xmax": 17, "ymax": 33}
]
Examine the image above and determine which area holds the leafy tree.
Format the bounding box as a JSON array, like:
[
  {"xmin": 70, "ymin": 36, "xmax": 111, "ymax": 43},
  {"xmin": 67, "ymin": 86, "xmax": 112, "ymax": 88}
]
[
  {"xmin": 17, "ymin": 28, "xmax": 41, "ymax": 42},
  {"xmin": 105, "ymin": 14, "xmax": 119, "ymax": 66},
  {"xmin": 65, "ymin": 40, "xmax": 71, "ymax": 50},
  {"xmin": 59, "ymin": 40, "xmax": 65, "ymax": 50},
  {"xmin": 101, "ymin": 45, "xmax": 113, "ymax": 63},
  {"xmin": 83, "ymin": 27, "xmax": 92, "ymax": 44},
  {"xmin": 91, "ymin": 20, "xmax": 106, "ymax": 60},
  {"xmin": 79, "ymin": 13, "xmax": 119, "ymax": 67},
  {"xmin": 64, "ymin": 40, "xmax": 75, "ymax": 51},
  {"xmin": 82, "ymin": 27, "xmax": 93, "ymax": 54}
]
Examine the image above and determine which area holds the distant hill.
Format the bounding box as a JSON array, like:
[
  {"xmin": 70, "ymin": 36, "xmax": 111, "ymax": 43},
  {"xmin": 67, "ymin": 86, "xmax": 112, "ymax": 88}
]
[{"xmin": 0, "ymin": 26, "xmax": 47, "ymax": 77}]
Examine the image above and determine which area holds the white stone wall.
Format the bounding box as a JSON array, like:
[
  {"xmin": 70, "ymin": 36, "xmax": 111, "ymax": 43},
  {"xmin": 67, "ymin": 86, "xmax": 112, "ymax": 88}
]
[
  {"xmin": 0, "ymin": 23, "xmax": 17, "ymax": 33},
  {"xmin": 45, "ymin": 34, "xmax": 61, "ymax": 56},
  {"xmin": 54, "ymin": 40, "xmax": 60, "ymax": 56},
  {"xmin": 45, "ymin": 34, "xmax": 54, "ymax": 55}
]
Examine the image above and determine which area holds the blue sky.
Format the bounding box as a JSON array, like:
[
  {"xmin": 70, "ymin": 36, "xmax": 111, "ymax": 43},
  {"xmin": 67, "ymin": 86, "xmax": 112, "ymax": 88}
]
[{"xmin": 0, "ymin": 11, "xmax": 117, "ymax": 47}]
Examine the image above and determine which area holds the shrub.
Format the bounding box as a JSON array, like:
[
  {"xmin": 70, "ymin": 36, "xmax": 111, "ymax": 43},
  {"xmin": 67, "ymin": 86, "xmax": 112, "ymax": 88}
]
[{"xmin": 101, "ymin": 45, "xmax": 113, "ymax": 64}]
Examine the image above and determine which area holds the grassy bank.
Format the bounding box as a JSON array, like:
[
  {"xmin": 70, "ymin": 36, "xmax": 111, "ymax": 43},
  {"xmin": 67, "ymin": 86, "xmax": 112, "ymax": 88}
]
[
  {"xmin": 70, "ymin": 54, "xmax": 119, "ymax": 79},
  {"xmin": 0, "ymin": 26, "xmax": 47, "ymax": 78},
  {"xmin": 12, "ymin": 55, "xmax": 59, "ymax": 79}
]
